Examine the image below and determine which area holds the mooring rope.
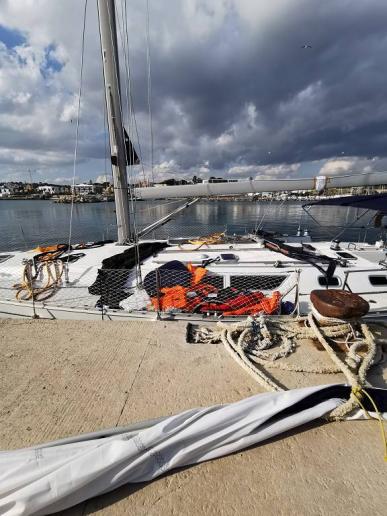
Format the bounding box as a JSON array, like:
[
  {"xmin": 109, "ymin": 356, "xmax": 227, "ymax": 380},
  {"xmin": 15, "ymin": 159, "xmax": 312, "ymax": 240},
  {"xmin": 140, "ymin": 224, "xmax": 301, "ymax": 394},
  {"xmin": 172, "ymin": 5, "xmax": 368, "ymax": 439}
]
[{"xmin": 193, "ymin": 313, "xmax": 380, "ymax": 419}]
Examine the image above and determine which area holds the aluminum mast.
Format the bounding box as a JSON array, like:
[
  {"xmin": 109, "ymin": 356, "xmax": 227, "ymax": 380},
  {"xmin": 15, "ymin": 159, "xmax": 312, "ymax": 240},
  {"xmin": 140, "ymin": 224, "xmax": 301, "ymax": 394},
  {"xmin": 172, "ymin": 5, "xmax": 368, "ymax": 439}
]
[{"xmin": 97, "ymin": 0, "xmax": 131, "ymax": 243}]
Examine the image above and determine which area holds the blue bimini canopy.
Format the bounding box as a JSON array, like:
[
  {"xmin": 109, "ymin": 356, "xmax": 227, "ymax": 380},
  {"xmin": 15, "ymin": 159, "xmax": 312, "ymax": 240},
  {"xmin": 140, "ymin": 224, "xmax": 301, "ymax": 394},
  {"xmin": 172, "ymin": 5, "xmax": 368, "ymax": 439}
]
[{"xmin": 303, "ymin": 193, "xmax": 387, "ymax": 213}]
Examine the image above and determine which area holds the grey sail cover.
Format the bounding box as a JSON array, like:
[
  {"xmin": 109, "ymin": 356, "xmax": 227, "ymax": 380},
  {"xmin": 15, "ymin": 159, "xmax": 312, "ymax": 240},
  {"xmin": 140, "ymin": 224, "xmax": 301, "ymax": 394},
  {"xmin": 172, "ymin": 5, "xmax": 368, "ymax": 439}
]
[{"xmin": 1, "ymin": 384, "xmax": 385, "ymax": 515}]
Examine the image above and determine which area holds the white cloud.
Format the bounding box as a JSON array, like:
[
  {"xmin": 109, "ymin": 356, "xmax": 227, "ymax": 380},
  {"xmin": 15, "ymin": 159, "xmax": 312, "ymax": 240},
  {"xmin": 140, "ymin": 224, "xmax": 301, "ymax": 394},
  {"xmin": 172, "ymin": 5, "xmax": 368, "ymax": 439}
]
[
  {"xmin": 0, "ymin": 1, "xmax": 105, "ymax": 183},
  {"xmin": 319, "ymin": 159, "xmax": 354, "ymax": 175},
  {"xmin": 246, "ymin": 102, "xmax": 258, "ymax": 129},
  {"xmin": 0, "ymin": 147, "xmax": 72, "ymax": 165},
  {"xmin": 318, "ymin": 156, "xmax": 387, "ymax": 178},
  {"xmin": 10, "ymin": 92, "xmax": 32, "ymax": 105},
  {"xmin": 235, "ymin": 0, "xmax": 295, "ymax": 29},
  {"xmin": 95, "ymin": 174, "xmax": 111, "ymax": 184},
  {"xmin": 216, "ymin": 133, "xmax": 233, "ymax": 146},
  {"xmin": 53, "ymin": 176, "xmax": 79, "ymax": 185},
  {"xmin": 59, "ymin": 95, "xmax": 79, "ymax": 123},
  {"xmin": 228, "ymin": 163, "xmax": 300, "ymax": 179}
]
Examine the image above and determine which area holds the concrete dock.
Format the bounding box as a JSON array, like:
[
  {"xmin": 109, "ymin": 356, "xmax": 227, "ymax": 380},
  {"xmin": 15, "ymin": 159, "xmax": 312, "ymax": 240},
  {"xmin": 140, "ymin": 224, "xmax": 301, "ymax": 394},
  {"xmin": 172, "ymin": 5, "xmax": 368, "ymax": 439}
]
[{"xmin": 0, "ymin": 319, "xmax": 386, "ymax": 515}]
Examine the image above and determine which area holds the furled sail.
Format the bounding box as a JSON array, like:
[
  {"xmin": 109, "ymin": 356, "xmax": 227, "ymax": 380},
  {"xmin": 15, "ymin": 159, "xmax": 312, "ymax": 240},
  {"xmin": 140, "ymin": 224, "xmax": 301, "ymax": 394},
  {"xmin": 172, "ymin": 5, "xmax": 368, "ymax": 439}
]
[
  {"xmin": 134, "ymin": 172, "xmax": 387, "ymax": 200},
  {"xmin": 1, "ymin": 385, "xmax": 386, "ymax": 515}
]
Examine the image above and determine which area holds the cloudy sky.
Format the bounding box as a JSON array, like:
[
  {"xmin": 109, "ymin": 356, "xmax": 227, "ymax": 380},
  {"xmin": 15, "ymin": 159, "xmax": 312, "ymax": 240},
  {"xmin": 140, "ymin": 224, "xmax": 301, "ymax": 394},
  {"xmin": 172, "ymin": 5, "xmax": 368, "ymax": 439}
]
[{"xmin": 1, "ymin": 0, "xmax": 387, "ymax": 185}]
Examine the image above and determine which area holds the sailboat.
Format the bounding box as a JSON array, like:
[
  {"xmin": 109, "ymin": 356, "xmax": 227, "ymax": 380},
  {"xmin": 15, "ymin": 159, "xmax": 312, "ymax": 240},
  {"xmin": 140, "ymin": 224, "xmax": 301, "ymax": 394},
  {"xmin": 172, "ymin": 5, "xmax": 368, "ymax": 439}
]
[{"xmin": 0, "ymin": 0, "xmax": 386, "ymax": 322}]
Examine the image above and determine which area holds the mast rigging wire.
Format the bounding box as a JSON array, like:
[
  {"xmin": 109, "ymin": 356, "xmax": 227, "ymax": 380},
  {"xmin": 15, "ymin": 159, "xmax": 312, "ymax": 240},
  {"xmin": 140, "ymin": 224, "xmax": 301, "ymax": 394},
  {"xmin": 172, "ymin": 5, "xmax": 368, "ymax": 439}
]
[
  {"xmin": 113, "ymin": 1, "xmax": 141, "ymax": 187},
  {"xmin": 67, "ymin": 0, "xmax": 88, "ymax": 261},
  {"xmin": 102, "ymin": 68, "xmax": 111, "ymax": 185},
  {"xmin": 118, "ymin": 0, "xmax": 142, "ymax": 275},
  {"xmin": 145, "ymin": 0, "xmax": 155, "ymax": 185},
  {"xmin": 110, "ymin": 0, "xmax": 142, "ymax": 282},
  {"xmin": 116, "ymin": 0, "xmax": 147, "ymax": 186},
  {"xmin": 135, "ymin": 198, "xmax": 188, "ymax": 213}
]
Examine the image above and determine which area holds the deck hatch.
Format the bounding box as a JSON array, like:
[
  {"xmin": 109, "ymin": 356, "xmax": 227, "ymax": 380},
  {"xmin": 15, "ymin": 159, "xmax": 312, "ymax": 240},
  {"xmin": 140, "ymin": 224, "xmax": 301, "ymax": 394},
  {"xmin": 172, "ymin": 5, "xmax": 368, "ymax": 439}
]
[{"xmin": 336, "ymin": 251, "xmax": 357, "ymax": 260}]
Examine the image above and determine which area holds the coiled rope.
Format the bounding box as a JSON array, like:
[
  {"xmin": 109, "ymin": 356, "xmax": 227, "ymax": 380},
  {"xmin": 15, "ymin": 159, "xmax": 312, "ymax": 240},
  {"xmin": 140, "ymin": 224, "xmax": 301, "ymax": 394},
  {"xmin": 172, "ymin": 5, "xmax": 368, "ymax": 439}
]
[
  {"xmin": 189, "ymin": 232, "xmax": 226, "ymax": 249},
  {"xmin": 14, "ymin": 260, "xmax": 64, "ymax": 302},
  {"xmin": 193, "ymin": 314, "xmax": 380, "ymax": 418}
]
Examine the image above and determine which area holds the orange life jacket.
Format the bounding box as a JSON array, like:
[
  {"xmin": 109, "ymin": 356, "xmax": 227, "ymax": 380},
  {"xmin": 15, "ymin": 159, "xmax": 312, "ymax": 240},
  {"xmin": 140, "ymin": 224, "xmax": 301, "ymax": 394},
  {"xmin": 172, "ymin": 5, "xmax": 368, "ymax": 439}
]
[
  {"xmin": 148, "ymin": 261, "xmax": 281, "ymax": 316},
  {"xmin": 149, "ymin": 283, "xmax": 217, "ymax": 312},
  {"xmin": 186, "ymin": 263, "xmax": 207, "ymax": 285},
  {"xmin": 150, "ymin": 286, "xmax": 187, "ymax": 311},
  {"xmin": 223, "ymin": 291, "xmax": 281, "ymax": 316}
]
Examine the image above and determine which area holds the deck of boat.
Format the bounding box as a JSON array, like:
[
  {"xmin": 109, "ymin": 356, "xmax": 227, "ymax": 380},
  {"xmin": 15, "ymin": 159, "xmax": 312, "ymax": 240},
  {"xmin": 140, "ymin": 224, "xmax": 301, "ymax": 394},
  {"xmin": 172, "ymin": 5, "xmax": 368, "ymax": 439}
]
[
  {"xmin": 1, "ymin": 318, "xmax": 386, "ymax": 515},
  {"xmin": 0, "ymin": 239, "xmax": 386, "ymax": 319}
]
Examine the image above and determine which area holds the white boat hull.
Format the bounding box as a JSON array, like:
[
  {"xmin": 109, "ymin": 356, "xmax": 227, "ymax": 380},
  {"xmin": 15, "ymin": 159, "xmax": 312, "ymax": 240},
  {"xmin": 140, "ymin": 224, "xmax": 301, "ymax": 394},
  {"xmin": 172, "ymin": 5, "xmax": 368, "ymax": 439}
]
[{"xmin": 1, "ymin": 239, "xmax": 386, "ymax": 321}]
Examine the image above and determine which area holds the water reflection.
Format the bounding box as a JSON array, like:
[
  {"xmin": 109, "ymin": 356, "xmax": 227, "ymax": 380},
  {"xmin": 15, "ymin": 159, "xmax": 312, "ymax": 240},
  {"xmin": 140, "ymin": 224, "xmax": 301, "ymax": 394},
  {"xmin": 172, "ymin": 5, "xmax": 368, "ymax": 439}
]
[{"xmin": 0, "ymin": 199, "xmax": 382, "ymax": 251}]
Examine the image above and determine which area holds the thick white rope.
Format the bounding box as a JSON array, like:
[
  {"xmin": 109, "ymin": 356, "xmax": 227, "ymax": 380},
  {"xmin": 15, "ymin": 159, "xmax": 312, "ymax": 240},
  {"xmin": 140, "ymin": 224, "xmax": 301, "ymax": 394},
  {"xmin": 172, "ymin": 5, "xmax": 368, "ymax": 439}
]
[
  {"xmin": 326, "ymin": 321, "xmax": 377, "ymax": 420},
  {"xmin": 194, "ymin": 313, "xmax": 378, "ymax": 418},
  {"xmin": 307, "ymin": 313, "xmax": 359, "ymax": 385},
  {"xmin": 220, "ymin": 327, "xmax": 283, "ymax": 392}
]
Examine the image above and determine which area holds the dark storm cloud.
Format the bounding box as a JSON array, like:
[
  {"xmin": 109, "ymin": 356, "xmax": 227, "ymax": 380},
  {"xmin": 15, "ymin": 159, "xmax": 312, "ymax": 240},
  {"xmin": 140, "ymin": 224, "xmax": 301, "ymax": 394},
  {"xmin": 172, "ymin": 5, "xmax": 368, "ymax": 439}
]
[
  {"xmin": 126, "ymin": 0, "xmax": 387, "ymax": 172},
  {"xmin": 1, "ymin": 0, "xmax": 387, "ymax": 182}
]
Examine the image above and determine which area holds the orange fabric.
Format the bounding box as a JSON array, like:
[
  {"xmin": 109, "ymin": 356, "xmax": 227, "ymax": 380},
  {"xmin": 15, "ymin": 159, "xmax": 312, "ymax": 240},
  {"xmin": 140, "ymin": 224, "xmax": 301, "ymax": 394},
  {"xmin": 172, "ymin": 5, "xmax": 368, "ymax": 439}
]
[
  {"xmin": 186, "ymin": 263, "xmax": 195, "ymax": 273},
  {"xmin": 33, "ymin": 244, "xmax": 68, "ymax": 262},
  {"xmin": 33, "ymin": 244, "xmax": 62, "ymax": 253},
  {"xmin": 149, "ymin": 282, "xmax": 217, "ymax": 312},
  {"xmin": 148, "ymin": 261, "xmax": 281, "ymax": 316},
  {"xmin": 150, "ymin": 286, "xmax": 280, "ymax": 315},
  {"xmin": 191, "ymin": 267, "xmax": 207, "ymax": 285},
  {"xmin": 193, "ymin": 283, "xmax": 217, "ymax": 296},
  {"xmin": 150, "ymin": 286, "xmax": 188, "ymax": 311},
  {"xmin": 260, "ymin": 290, "xmax": 281, "ymax": 313},
  {"xmin": 223, "ymin": 291, "xmax": 281, "ymax": 316},
  {"xmin": 187, "ymin": 263, "xmax": 207, "ymax": 285}
]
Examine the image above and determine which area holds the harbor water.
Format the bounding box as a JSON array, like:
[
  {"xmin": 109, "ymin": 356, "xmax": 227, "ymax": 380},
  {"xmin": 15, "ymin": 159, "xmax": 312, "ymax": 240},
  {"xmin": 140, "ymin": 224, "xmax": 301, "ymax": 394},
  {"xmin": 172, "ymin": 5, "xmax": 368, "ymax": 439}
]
[{"xmin": 0, "ymin": 199, "xmax": 382, "ymax": 252}]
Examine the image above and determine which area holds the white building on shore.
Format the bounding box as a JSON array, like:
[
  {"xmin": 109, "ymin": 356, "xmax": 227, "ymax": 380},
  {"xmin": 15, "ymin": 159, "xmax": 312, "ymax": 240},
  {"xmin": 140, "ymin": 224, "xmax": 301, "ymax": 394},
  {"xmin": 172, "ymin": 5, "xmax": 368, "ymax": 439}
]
[
  {"xmin": 73, "ymin": 183, "xmax": 103, "ymax": 196},
  {"xmin": 37, "ymin": 185, "xmax": 68, "ymax": 195},
  {"xmin": 0, "ymin": 185, "xmax": 11, "ymax": 198}
]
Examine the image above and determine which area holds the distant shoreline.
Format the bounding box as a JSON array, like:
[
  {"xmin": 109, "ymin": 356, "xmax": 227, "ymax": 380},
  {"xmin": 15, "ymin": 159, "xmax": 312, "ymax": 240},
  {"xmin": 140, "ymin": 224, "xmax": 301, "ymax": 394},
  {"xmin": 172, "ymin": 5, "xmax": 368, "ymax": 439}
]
[
  {"xmin": 0, "ymin": 197, "xmax": 52, "ymax": 201},
  {"xmin": 0, "ymin": 197, "xmax": 114, "ymax": 203},
  {"xmin": 0, "ymin": 196, "xmax": 307, "ymax": 203}
]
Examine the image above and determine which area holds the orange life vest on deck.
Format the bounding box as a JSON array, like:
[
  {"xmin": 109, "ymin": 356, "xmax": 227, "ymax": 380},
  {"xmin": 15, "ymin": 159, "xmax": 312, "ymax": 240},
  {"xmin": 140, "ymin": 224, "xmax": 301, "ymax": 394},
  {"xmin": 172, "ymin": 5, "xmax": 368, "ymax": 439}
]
[
  {"xmin": 149, "ymin": 283, "xmax": 218, "ymax": 312},
  {"xmin": 148, "ymin": 261, "xmax": 281, "ymax": 316},
  {"xmin": 186, "ymin": 263, "xmax": 207, "ymax": 285},
  {"xmin": 223, "ymin": 291, "xmax": 281, "ymax": 316},
  {"xmin": 149, "ymin": 263, "xmax": 210, "ymax": 311},
  {"xmin": 150, "ymin": 286, "xmax": 188, "ymax": 311}
]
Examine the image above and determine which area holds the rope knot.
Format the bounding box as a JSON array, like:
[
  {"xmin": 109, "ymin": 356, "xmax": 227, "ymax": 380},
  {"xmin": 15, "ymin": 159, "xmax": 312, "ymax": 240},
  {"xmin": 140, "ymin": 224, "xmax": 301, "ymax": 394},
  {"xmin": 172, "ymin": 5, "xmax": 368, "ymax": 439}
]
[{"xmin": 351, "ymin": 385, "xmax": 364, "ymax": 399}]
